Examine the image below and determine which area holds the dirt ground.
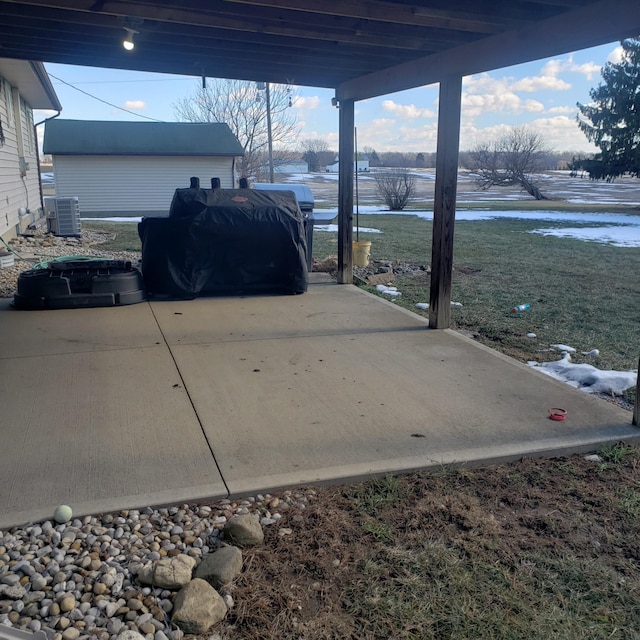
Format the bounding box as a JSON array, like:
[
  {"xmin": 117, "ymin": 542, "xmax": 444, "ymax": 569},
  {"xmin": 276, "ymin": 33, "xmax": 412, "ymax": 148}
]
[{"xmin": 210, "ymin": 444, "xmax": 640, "ymax": 640}]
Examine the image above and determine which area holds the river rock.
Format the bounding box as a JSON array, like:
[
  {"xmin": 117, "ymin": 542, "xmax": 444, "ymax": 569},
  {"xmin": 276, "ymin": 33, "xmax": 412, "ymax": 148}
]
[
  {"xmin": 171, "ymin": 579, "xmax": 227, "ymax": 634},
  {"xmin": 117, "ymin": 631, "xmax": 146, "ymax": 640},
  {"xmin": 223, "ymin": 514, "xmax": 264, "ymax": 547},
  {"xmin": 138, "ymin": 555, "xmax": 195, "ymax": 589},
  {"xmin": 194, "ymin": 546, "xmax": 243, "ymax": 588}
]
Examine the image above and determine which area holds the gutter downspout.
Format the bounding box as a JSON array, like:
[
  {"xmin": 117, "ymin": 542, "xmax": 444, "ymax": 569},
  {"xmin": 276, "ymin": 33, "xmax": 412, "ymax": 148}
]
[{"xmin": 34, "ymin": 110, "xmax": 61, "ymax": 222}]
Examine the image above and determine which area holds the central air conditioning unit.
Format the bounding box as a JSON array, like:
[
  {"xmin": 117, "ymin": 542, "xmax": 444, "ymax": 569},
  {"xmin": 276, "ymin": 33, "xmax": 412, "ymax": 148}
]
[{"xmin": 44, "ymin": 196, "xmax": 81, "ymax": 237}]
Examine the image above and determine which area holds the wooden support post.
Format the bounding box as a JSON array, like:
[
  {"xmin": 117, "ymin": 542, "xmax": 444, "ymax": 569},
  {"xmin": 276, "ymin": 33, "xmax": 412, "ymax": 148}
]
[
  {"xmin": 429, "ymin": 74, "xmax": 462, "ymax": 329},
  {"xmin": 634, "ymin": 357, "xmax": 639, "ymax": 426},
  {"xmin": 337, "ymin": 98, "xmax": 354, "ymax": 284}
]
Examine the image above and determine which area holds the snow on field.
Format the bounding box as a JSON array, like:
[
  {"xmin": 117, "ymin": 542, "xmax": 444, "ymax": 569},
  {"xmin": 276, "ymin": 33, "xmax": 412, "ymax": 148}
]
[
  {"xmin": 530, "ymin": 225, "xmax": 640, "ymax": 247},
  {"xmin": 85, "ymin": 208, "xmax": 640, "ymax": 248},
  {"xmin": 310, "ymin": 207, "xmax": 640, "ymax": 247},
  {"xmin": 528, "ymin": 353, "xmax": 637, "ymax": 396},
  {"xmin": 314, "ymin": 224, "xmax": 382, "ymax": 233}
]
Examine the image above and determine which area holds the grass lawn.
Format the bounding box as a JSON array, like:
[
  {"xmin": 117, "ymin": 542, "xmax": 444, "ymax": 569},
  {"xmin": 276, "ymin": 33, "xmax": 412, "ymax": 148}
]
[{"xmin": 224, "ymin": 443, "xmax": 640, "ymax": 640}]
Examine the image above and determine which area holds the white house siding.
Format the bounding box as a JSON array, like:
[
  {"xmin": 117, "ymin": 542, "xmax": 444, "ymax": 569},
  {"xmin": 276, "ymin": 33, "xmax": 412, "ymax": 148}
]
[
  {"xmin": 53, "ymin": 156, "xmax": 236, "ymax": 217},
  {"xmin": 0, "ymin": 78, "xmax": 42, "ymax": 240}
]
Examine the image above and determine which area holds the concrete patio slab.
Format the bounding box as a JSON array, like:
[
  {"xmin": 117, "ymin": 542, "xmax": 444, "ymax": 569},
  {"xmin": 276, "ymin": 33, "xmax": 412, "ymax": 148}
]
[
  {"xmin": 0, "ymin": 279, "xmax": 637, "ymax": 529},
  {"xmin": 148, "ymin": 278, "xmax": 426, "ymax": 346},
  {"xmin": 0, "ymin": 327, "xmax": 227, "ymax": 529},
  {"xmin": 167, "ymin": 285, "xmax": 638, "ymax": 497},
  {"xmin": 0, "ymin": 299, "xmax": 164, "ymax": 358}
]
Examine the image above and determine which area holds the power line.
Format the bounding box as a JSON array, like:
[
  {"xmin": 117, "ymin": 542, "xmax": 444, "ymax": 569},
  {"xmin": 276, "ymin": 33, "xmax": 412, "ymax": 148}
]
[
  {"xmin": 48, "ymin": 73, "xmax": 165, "ymax": 122},
  {"xmin": 58, "ymin": 78, "xmax": 194, "ymax": 85}
]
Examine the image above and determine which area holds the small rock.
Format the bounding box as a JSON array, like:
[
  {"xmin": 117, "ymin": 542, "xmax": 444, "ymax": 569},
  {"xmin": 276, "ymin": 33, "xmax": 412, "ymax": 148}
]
[
  {"xmin": 138, "ymin": 555, "xmax": 196, "ymax": 589},
  {"xmin": 60, "ymin": 596, "xmax": 76, "ymax": 613},
  {"xmin": 62, "ymin": 627, "xmax": 80, "ymax": 640},
  {"xmin": 194, "ymin": 546, "xmax": 243, "ymax": 589},
  {"xmin": 223, "ymin": 514, "xmax": 264, "ymax": 547},
  {"xmin": 139, "ymin": 622, "xmax": 156, "ymax": 635},
  {"xmin": 171, "ymin": 578, "xmax": 227, "ymax": 634},
  {"xmin": 2, "ymin": 585, "xmax": 26, "ymax": 600},
  {"xmin": 117, "ymin": 631, "xmax": 145, "ymax": 640}
]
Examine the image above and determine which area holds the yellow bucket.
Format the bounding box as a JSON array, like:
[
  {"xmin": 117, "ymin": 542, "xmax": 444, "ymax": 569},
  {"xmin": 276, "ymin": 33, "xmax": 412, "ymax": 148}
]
[{"xmin": 352, "ymin": 240, "xmax": 372, "ymax": 267}]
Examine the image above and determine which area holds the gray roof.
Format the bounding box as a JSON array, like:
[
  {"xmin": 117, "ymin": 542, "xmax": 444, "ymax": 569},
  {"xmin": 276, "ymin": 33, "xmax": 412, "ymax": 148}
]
[{"xmin": 43, "ymin": 120, "xmax": 244, "ymax": 156}]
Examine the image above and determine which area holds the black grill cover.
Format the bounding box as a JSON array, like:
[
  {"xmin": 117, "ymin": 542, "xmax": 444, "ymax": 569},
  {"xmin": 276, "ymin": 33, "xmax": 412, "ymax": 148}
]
[{"xmin": 139, "ymin": 188, "xmax": 308, "ymax": 297}]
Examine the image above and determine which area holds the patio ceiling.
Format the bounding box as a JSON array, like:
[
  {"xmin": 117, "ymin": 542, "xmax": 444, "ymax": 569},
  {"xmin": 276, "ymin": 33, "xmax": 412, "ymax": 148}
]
[{"xmin": 0, "ymin": 0, "xmax": 639, "ymax": 100}]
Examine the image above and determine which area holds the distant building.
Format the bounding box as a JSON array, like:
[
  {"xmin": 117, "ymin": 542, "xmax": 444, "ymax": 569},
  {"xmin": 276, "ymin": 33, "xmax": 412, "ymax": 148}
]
[
  {"xmin": 0, "ymin": 59, "xmax": 61, "ymax": 241},
  {"xmin": 326, "ymin": 154, "xmax": 369, "ymax": 173},
  {"xmin": 43, "ymin": 120, "xmax": 244, "ymax": 217}
]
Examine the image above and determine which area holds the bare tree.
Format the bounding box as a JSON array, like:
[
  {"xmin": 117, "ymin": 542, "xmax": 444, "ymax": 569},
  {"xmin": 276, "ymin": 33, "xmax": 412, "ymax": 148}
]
[
  {"xmin": 374, "ymin": 168, "xmax": 417, "ymax": 210},
  {"xmin": 468, "ymin": 126, "xmax": 551, "ymax": 200},
  {"xmin": 300, "ymin": 138, "xmax": 334, "ymax": 172},
  {"xmin": 174, "ymin": 79, "xmax": 299, "ymax": 180}
]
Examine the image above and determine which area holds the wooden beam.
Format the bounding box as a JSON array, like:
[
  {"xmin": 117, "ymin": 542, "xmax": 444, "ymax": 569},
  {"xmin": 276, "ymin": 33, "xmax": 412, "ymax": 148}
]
[
  {"xmin": 337, "ymin": 0, "xmax": 640, "ymax": 100},
  {"xmin": 1, "ymin": 0, "xmax": 459, "ymax": 51},
  {"xmin": 429, "ymin": 74, "xmax": 462, "ymax": 330},
  {"xmin": 634, "ymin": 358, "xmax": 639, "ymax": 427},
  {"xmin": 221, "ymin": 0, "xmax": 519, "ymax": 33},
  {"xmin": 337, "ymin": 98, "xmax": 354, "ymax": 285}
]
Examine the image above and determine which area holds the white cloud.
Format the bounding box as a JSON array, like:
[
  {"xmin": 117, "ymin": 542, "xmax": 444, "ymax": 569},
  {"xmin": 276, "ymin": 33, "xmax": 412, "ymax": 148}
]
[
  {"xmin": 462, "ymin": 91, "xmax": 544, "ymax": 117},
  {"xmin": 529, "ymin": 115, "xmax": 595, "ymax": 152},
  {"xmin": 568, "ymin": 61, "xmax": 600, "ymax": 81},
  {"xmin": 293, "ymin": 95, "xmax": 321, "ymax": 111},
  {"xmin": 511, "ymin": 75, "xmax": 571, "ymax": 92},
  {"xmin": 381, "ymin": 99, "xmax": 436, "ymax": 119},
  {"xmin": 547, "ymin": 106, "xmax": 576, "ymax": 115},
  {"xmin": 544, "ymin": 55, "xmax": 600, "ymax": 81},
  {"xmin": 124, "ymin": 100, "xmax": 146, "ymax": 110},
  {"xmin": 608, "ymin": 45, "xmax": 623, "ymax": 64}
]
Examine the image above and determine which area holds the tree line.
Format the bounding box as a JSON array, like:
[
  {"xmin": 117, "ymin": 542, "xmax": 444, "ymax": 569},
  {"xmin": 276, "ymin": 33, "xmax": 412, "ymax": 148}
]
[{"xmin": 173, "ymin": 36, "xmax": 640, "ymax": 193}]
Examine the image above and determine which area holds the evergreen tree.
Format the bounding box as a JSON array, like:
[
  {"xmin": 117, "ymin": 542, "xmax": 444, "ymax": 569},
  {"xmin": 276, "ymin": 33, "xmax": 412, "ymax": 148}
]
[{"xmin": 576, "ymin": 37, "xmax": 640, "ymax": 181}]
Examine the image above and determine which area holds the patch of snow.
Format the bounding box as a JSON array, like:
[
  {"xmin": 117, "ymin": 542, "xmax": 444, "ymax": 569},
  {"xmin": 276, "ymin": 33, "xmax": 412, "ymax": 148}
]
[
  {"xmin": 415, "ymin": 301, "xmax": 462, "ymax": 308},
  {"xmin": 550, "ymin": 344, "xmax": 576, "ymax": 353},
  {"xmin": 314, "ymin": 224, "xmax": 382, "ymax": 234},
  {"xmin": 528, "ymin": 354, "xmax": 637, "ymax": 396},
  {"xmin": 581, "ymin": 349, "xmax": 600, "ymax": 356},
  {"xmin": 82, "ymin": 217, "xmax": 143, "ymax": 222},
  {"xmin": 376, "ymin": 284, "xmax": 401, "ymax": 297},
  {"xmin": 527, "ymin": 333, "xmax": 537, "ymax": 338},
  {"xmin": 530, "ymin": 225, "xmax": 640, "ymax": 248}
]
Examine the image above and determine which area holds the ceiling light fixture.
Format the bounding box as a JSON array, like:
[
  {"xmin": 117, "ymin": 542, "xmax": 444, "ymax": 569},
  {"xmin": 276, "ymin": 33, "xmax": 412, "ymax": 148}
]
[{"xmin": 122, "ymin": 27, "xmax": 137, "ymax": 51}]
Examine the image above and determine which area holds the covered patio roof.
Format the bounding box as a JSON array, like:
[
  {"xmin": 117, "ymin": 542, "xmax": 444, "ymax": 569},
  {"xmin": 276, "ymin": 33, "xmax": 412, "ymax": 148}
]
[
  {"xmin": 1, "ymin": 0, "xmax": 640, "ymax": 327},
  {"xmin": 0, "ymin": 0, "xmax": 637, "ymax": 98}
]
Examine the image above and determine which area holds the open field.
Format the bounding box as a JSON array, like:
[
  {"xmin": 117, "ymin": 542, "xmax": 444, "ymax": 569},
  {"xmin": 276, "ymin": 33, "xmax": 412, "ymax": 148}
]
[{"xmin": 292, "ymin": 169, "xmax": 640, "ymax": 210}]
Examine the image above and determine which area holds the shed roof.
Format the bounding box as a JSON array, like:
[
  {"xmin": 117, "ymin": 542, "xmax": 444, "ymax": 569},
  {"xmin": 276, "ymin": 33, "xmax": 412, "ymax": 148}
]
[{"xmin": 43, "ymin": 120, "xmax": 244, "ymax": 156}]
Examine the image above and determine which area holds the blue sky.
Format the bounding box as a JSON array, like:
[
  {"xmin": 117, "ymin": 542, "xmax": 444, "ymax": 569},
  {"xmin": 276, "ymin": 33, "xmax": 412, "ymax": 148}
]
[{"xmin": 36, "ymin": 40, "xmax": 623, "ymax": 155}]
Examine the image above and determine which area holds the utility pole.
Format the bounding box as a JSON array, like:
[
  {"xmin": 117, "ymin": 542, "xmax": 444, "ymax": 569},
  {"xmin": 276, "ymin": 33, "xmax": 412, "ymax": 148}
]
[{"xmin": 265, "ymin": 82, "xmax": 274, "ymax": 183}]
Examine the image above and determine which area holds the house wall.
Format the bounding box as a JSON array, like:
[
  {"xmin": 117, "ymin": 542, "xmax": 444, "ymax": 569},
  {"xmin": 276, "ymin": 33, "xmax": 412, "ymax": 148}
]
[
  {"xmin": 0, "ymin": 77, "xmax": 42, "ymax": 241},
  {"xmin": 53, "ymin": 155, "xmax": 237, "ymax": 217}
]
